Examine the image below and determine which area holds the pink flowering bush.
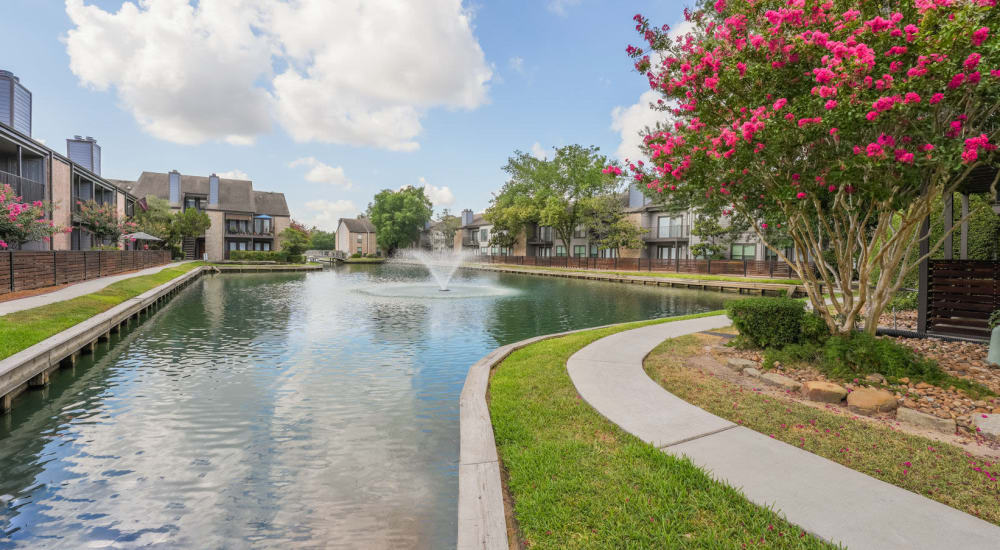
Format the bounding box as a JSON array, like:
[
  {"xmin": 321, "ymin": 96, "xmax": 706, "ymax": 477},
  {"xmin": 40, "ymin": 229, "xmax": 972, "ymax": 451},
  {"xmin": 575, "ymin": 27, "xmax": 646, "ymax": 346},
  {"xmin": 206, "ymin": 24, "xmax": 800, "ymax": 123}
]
[
  {"xmin": 619, "ymin": 0, "xmax": 1000, "ymax": 334},
  {"xmin": 77, "ymin": 200, "xmax": 138, "ymax": 245},
  {"xmin": 0, "ymin": 183, "xmax": 66, "ymax": 249}
]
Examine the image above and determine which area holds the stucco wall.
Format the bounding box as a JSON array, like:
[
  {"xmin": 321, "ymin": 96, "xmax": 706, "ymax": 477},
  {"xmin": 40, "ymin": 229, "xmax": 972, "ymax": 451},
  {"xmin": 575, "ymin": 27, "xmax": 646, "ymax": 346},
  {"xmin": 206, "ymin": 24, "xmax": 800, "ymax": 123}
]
[
  {"xmin": 273, "ymin": 216, "xmax": 290, "ymax": 251},
  {"xmin": 50, "ymin": 158, "xmax": 72, "ymax": 251},
  {"xmin": 205, "ymin": 210, "xmax": 225, "ymax": 261}
]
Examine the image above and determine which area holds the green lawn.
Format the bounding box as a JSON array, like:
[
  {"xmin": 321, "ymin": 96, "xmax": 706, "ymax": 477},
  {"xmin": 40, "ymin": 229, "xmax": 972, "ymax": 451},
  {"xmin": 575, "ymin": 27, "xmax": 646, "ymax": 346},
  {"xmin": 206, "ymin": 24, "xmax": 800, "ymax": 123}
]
[
  {"xmin": 477, "ymin": 263, "xmax": 803, "ymax": 285},
  {"xmin": 489, "ymin": 313, "xmax": 835, "ymax": 549},
  {"xmin": 344, "ymin": 257, "xmax": 386, "ymax": 264},
  {"xmin": 0, "ymin": 262, "xmax": 205, "ymax": 360},
  {"xmin": 645, "ymin": 333, "xmax": 1000, "ymax": 526}
]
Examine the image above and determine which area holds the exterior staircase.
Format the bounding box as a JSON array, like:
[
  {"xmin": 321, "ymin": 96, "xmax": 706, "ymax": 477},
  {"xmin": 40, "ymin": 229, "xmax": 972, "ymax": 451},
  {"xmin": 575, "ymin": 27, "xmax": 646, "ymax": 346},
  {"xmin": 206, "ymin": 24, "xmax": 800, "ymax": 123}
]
[{"xmin": 182, "ymin": 237, "xmax": 196, "ymax": 260}]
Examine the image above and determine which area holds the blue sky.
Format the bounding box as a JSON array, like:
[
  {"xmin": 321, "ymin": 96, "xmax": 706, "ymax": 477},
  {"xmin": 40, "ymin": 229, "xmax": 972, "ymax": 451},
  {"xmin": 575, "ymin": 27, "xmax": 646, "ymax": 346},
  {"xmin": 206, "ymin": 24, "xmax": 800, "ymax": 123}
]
[{"xmin": 1, "ymin": 0, "xmax": 686, "ymax": 230}]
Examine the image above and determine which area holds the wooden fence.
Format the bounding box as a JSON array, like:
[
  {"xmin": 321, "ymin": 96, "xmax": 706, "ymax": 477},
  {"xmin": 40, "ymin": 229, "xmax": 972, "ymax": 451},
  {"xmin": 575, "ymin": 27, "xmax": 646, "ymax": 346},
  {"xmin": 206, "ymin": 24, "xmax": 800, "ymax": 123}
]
[
  {"xmin": 0, "ymin": 250, "xmax": 172, "ymax": 295},
  {"xmin": 479, "ymin": 255, "xmax": 801, "ymax": 279},
  {"xmin": 926, "ymin": 260, "xmax": 1000, "ymax": 340}
]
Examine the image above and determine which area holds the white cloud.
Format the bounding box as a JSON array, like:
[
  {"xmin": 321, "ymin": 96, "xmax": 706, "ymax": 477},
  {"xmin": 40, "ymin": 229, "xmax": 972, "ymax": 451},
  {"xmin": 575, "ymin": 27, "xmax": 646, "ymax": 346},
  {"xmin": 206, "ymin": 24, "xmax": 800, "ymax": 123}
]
[
  {"xmin": 547, "ymin": 0, "xmax": 581, "ymax": 16},
  {"xmin": 64, "ymin": 0, "xmax": 493, "ymax": 151},
  {"xmin": 216, "ymin": 169, "xmax": 250, "ymax": 180},
  {"xmin": 289, "ymin": 157, "xmax": 352, "ymax": 189},
  {"xmin": 530, "ymin": 142, "xmax": 548, "ymax": 160},
  {"xmin": 508, "ymin": 56, "xmax": 525, "ymax": 74},
  {"xmin": 610, "ymin": 90, "xmax": 667, "ymax": 162},
  {"xmin": 417, "ymin": 177, "xmax": 455, "ymax": 207},
  {"xmin": 301, "ymin": 199, "xmax": 358, "ymax": 232}
]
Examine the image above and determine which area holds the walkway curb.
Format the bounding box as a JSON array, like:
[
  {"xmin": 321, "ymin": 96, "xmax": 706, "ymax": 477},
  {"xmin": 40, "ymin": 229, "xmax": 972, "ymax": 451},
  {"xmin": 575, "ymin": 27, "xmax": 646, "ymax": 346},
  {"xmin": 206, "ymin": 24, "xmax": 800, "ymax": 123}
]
[
  {"xmin": 566, "ymin": 316, "xmax": 1000, "ymax": 550},
  {"xmin": 0, "ymin": 265, "xmax": 210, "ymax": 413}
]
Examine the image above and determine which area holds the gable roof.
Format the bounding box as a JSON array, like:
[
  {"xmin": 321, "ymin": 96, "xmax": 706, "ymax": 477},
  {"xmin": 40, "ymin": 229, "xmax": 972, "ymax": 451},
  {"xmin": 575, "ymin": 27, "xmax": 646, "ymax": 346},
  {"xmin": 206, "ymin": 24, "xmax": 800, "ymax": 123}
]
[
  {"xmin": 338, "ymin": 217, "xmax": 376, "ymax": 233},
  {"xmin": 128, "ymin": 171, "xmax": 288, "ymax": 215}
]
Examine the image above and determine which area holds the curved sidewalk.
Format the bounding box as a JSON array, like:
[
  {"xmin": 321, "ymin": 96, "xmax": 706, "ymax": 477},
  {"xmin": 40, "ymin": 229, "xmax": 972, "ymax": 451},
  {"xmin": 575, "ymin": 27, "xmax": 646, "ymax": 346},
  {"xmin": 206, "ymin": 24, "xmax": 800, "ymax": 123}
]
[
  {"xmin": 0, "ymin": 261, "xmax": 188, "ymax": 317},
  {"xmin": 567, "ymin": 315, "xmax": 1000, "ymax": 550}
]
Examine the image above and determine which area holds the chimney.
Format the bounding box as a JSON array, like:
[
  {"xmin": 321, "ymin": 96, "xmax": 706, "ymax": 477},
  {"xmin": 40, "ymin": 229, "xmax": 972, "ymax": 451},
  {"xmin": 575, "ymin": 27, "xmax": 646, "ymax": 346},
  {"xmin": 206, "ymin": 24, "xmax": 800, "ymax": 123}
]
[
  {"xmin": 0, "ymin": 70, "xmax": 32, "ymax": 136},
  {"xmin": 209, "ymin": 173, "xmax": 220, "ymax": 206},
  {"xmin": 66, "ymin": 136, "xmax": 102, "ymax": 175},
  {"xmin": 169, "ymin": 170, "xmax": 181, "ymax": 205},
  {"xmin": 462, "ymin": 209, "xmax": 473, "ymax": 226}
]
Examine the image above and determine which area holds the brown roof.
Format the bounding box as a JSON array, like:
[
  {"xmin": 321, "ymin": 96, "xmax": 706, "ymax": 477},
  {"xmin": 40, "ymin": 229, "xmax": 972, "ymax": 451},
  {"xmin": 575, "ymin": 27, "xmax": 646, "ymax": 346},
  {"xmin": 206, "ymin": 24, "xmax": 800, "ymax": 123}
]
[
  {"xmin": 129, "ymin": 171, "xmax": 287, "ymax": 215},
  {"xmin": 338, "ymin": 217, "xmax": 376, "ymax": 233}
]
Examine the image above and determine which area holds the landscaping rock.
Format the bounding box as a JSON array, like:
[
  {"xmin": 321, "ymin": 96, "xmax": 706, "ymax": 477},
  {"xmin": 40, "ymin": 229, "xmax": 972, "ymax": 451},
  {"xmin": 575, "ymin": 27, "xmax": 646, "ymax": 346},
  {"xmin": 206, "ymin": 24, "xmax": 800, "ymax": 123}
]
[
  {"xmin": 865, "ymin": 373, "xmax": 886, "ymax": 384},
  {"xmin": 761, "ymin": 372, "xmax": 802, "ymax": 391},
  {"xmin": 897, "ymin": 407, "xmax": 956, "ymax": 434},
  {"xmin": 974, "ymin": 414, "xmax": 1000, "ymax": 442},
  {"xmin": 847, "ymin": 388, "xmax": 899, "ymax": 415},
  {"xmin": 726, "ymin": 358, "xmax": 757, "ymax": 371},
  {"xmin": 802, "ymin": 381, "xmax": 848, "ymax": 403},
  {"xmin": 742, "ymin": 367, "xmax": 761, "ymax": 379}
]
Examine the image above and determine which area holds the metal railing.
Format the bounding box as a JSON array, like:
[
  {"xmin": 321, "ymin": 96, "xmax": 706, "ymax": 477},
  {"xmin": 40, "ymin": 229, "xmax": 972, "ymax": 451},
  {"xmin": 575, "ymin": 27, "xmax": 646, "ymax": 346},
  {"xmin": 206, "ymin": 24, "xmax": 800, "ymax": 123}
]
[
  {"xmin": 0, "ymin": 170, "xmax": 45, "ymax": 203},
  {"xmin": 644, "ymin": 224, "xmax": 690, "ymax": 239}
]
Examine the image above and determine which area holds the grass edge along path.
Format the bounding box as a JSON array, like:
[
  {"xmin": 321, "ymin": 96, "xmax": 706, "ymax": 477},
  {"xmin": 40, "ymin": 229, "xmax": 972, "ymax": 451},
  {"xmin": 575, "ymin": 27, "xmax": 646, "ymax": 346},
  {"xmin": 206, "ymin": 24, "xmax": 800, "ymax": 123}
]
[
  {"xmin": 474, "ymin": 263, "xmax": 804, "ymax": 285},
  {"xmin": 645, "ymin": 333, "xmax": 1000, "ymax": 526},
  {"xmin": 488, "ymin": 312, "xmax": 837, "ymax": 549},
  {"xmin": 0, "ymin": 262, "xmax": 205, "ymax": 360}
]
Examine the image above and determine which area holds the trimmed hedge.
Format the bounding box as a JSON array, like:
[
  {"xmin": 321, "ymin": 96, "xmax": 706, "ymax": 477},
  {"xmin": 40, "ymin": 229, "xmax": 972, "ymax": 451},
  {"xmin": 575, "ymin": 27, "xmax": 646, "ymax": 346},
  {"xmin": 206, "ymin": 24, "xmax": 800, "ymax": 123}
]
[
  {"xmin": 229, "ymin": 250, "xmax": 304, "ymax": 263},
  {"xmin": 726, "ymin": 297, "xmax": 805, "ymax": 349}
]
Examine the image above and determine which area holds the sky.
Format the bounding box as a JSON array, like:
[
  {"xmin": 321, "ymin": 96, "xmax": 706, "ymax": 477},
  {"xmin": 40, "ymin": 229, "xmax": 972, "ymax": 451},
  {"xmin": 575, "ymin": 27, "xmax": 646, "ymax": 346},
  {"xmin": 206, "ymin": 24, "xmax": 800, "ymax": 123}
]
[{"xmin": 1, "ymin": 0, "xmax": 687, "ymax": 231}]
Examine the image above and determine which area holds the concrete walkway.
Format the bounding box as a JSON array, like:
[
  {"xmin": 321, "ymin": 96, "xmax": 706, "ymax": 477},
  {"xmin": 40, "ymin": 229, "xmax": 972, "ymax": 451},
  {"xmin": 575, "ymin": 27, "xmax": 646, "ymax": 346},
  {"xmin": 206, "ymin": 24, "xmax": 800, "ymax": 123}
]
[
  {"xmin": 0, "ymin": 261, "xmax": 188, "ymax": 317},
  {"xmin": 567, "ymin": 315, "xmax": 1000, "ymax": 550}
]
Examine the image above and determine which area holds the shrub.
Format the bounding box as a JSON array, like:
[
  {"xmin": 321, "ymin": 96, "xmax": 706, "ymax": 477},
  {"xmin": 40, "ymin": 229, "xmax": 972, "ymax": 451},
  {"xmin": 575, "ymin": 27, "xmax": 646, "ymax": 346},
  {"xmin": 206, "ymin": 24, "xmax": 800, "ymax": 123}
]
[
  {"xmin": 888, "ymin": 291, "xmax": 918, "ymax": 311},
  {"xmin": 799, "ymin": 313, "xmax": 830, "ymax": 346},
  {"xmin": 230, "ymin": 250, "xmax": 288, "ymax": 262},
  {"xmin": 286, "ymin": 254, "xmax": 304, "ymax": 264},
  {"xmin": 726, "ymin": 297, "xmax": 805, "ymax": 349},
  {"xmin": 350, "ymin": 252, "xmax": 362, "ymax": 258}
]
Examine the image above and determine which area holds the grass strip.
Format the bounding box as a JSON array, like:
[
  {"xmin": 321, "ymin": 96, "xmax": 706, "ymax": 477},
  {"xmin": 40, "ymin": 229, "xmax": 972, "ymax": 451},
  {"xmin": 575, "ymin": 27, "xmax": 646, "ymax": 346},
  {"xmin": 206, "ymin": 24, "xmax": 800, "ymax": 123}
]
[
  {"xmin": 489, "ymin": 313, "xmax": 835, "ymax": 549},
  {"xmin": 0, "ymin": 262, "xmax": 205, "ymax": 360},
  {"xmin": 477, "ymin": 263, "xmax": 803, "ymax": 285},
  {"xmin": 645, "ymin": 333, "xmax": 1000, "ymax": 525}
]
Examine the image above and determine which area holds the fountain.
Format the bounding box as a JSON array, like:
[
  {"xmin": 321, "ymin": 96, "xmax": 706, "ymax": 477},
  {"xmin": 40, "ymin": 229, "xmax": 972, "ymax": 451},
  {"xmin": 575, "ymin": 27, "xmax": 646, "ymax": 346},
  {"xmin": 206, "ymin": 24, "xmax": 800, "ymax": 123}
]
[{"xmin": 401, "ymin": 249, "xmax": 472, "ymax": 291}]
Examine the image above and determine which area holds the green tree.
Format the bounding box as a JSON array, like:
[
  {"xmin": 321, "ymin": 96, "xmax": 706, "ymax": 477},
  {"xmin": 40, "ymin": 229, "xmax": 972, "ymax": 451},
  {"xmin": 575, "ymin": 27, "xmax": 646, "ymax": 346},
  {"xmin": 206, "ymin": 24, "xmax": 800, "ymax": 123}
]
[
  {"xmin": 308, "ymin": 229, "xmax": 337, "ymax": 250},
  {"xmin": 172, "ymin": 207, "xmax": 211, "ymax": 241},
  {"xmin": 280, "ymin": 226, "xmax": 310, "ymax": 256},
  {"xmin": 437, "ymin": 208, "xmax": 462, "ymax": 248},
  {"xmin": 77, "ymin": 200, "xmax": 137, "ymax": 244},
  {"xmin": 582, "ymin": 195, "xmax": 645, "ymax": 252},
  {"xmin": 367, "ymin": 187, "xmax": 433, "ymax": 255},
  {"xmin": 133, "ymin": 196, "xmax": 177, "ymax": 245},
  {"xmin": 690, "ymin": 215, "xmax": 748, "ymax": 259},
  {"xmin": 487, "ymin": 145, "xmax": 623, "ymax": 253},
  {"xmin": 486, "ymin": 218, "xmax": 520, "ymax": 250}
]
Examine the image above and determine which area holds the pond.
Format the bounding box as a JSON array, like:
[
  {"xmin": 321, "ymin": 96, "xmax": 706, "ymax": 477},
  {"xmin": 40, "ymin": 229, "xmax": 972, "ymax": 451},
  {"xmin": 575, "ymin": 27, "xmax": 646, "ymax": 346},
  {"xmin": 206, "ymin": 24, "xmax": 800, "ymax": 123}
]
[{"xmin": 0, "ymin": 264, "xmax": 735, "ymax": 549}]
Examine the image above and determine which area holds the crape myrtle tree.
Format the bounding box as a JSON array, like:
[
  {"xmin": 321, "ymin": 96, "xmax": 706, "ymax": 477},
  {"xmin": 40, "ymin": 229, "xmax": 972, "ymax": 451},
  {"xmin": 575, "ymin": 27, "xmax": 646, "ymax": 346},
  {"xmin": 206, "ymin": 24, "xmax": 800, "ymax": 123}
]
[
  {"xmin": 367, "ymin": 186, "xmax": 433, "ymax": 255},
  {"xmin": 77, "ymin": 200, "xmax": 138, "ymax": 245},
  {"xmin": 616, "ymin": 0, "xmax": 1000, "ymax": 334},
  {"xmin": 486, "ymin": 145, "xmax": 625, "ymax": 254},
  {"xmin": 0, "ymin": 183, "xmax": 68, "ymax": 249}
]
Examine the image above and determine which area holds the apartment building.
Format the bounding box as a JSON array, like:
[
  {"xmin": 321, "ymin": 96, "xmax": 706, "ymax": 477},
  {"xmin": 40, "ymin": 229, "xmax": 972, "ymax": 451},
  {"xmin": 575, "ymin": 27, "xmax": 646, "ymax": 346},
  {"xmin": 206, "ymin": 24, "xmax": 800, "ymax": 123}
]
[
  {"xmin": 0, "ymin": 70, "xmax": 136, "ymax": 251},
  {"xmin": 123, "ymin": 171, "xmax": 290, "ymax": 260},
  {"xmin": 453, "ymin": 210, "xmax": 526, "ymax": 256},
  {"xmin": 336, "ymin": 217, "xmax": 378, "ymax": 256}
]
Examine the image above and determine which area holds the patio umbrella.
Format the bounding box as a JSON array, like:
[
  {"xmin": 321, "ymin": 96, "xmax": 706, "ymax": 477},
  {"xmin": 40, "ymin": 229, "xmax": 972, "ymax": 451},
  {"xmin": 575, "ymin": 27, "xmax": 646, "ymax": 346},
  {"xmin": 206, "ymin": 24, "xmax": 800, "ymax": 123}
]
[{"xmin": 122, "ymin": 232, "xmax": 163, "ymax": 242}]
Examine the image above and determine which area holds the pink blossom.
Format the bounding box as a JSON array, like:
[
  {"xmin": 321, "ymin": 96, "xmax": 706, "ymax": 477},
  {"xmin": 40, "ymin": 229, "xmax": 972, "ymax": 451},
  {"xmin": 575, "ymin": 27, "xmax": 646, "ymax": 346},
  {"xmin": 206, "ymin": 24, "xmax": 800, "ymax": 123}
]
[
  {"xmin": 929, "ymin": 93, "xmax": 944, "ymax": 104},
  {"xmin": 972, "ymin": 27, "xmax": 990, "ymax": 47},
  {"xmin": 964, "ymin": 53, "xmax": 981, "ymax": 71},
  {"xmin": 828, "ymin": 184, "xmax": 837, "ymax": 192},
  {"xmin": 796, "ymin": 192, "xmax": 807, "ymax": 199},
  {"xmin": 866, "ymin": 143, "xmax": 885, "ymax": 157},
  {"xmin": 825, "ymin": 100, "xmax": 838, "ymax": 110},
  {"xmin": 760, "ymin": 223, "xmax": 768, "ymax": 229},
  {"xmin": 948, "ymin": 74, "xmax": 966, "ymax": 89},
  {"xmin": 773, "ymin": 98, "xmax": 788, "ymax": 110},
  {"xmin": 921, "ymin": 143, "xmax": 935, "ymax": 152},
  {"xmin": 967, "ymin": 71, "xmax": 981, "ymax": 84},
  {"xmin": 865, "ymin": 111, "xmax": 879, "ymax": 121},
  {"xmin": 829, "ymin": 127, "xmax": 838, "ymax": 136},
  {"xmin": 904, "ymin": 92, "xmax": 921, "ymax": 104}
]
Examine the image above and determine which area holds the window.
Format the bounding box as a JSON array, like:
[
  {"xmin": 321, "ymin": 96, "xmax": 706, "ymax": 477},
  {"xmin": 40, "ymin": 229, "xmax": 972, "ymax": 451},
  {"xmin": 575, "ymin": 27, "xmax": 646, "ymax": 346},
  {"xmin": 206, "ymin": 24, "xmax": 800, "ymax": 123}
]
[
  {"xmin": 573, "ymin": 224, "xmax": 587, "ymax": 238},
  {"xmin": 555, "ymin": 245, "xmax": 566, "ymax": 257},
  {"xmin": 574, "ymin": 245, "xmax": 586, "ymax": 257},
  {"xmin": 658, "ymin": 245, "xmax": 674, "ymax": 260},
  {"xmin": 537, "ymin": 246, "xmax": 551, "ymax": 257},
  {"xmin": 125, "ymin": 199, "xmax": 135, "ymax": 218},
  {"xmin": 730, "ymin": 243, "xmax": 756, "ymax": 260},
  {"xmin": 536, "ymin": 226, "xmax": 552, "ymax": 242},
  {"xmin": 253, "ymin": 217, "xmax": 272, "ymax": 234},
  {"xmin": 356, "ymin": 235, "xmax": 363, "ymax": 243},
  {"xmin": 357, "ymin": 246, "xmax": 362, "ymax": 253},
  {"xmin": 184, "ymin": 196, "xmax": 204, "ymax": 211},
  {"xmin": 229, "ymin": 241, "xmax": 237, "ymax": 251},
  {"xmin": 657, "ymin": 216, "xmax": 683, "ymax": 238},
  {"xmin": 599, "ymin": 247, "xmax": 619, "ymax": 259},
  {"xmin": 765, "ymin": 247, "xmax": 794, "ymax": 261},
  {"xmin": 262, "ymin": 242, "xmax": 270, "ymax": 251},
  {"xmin": 480, "ymin": 228, "xmax": 488, "ymax": 242},
  {"xmin": 589, "ymin": 244, "xmax": 598, "ymax": 258}
]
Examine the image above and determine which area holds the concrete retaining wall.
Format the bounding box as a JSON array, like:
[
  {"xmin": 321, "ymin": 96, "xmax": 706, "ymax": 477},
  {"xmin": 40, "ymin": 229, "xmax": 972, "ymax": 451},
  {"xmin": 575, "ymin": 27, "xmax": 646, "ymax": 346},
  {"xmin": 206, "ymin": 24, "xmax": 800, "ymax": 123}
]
[{"xmin": 0, "ymin": 265, "xmax": 210, "ymax": 413}]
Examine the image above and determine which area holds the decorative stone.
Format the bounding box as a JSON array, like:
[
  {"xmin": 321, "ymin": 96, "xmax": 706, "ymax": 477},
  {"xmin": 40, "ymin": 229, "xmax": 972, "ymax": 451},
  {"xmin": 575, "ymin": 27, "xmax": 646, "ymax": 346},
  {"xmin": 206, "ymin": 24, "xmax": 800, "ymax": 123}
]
[
  {"xmin": 865, "ymin": 373, "xmax": 886, "ymax": 384},
  {"xmin": 897, "ymin": 407, "xmax": 956, "ymax": 434},
  {"xmin": 974, "ymin": 414, "xmax": 1000, "ymax": 442},
  {"xmin": 726, "ymin": 358, "xmax": 756, "ymax": 371},
  {"xmin": 761, "ymin": 372, "xmax": 802, "ymax": 391},
  {"xmin": 742, "ymin": 367, "xmax": 761, "ymax": 378},
  {"xmin": 847, "ymin": 388, "xmax": 899, "ymax": 415},
  {"xmin": 802, "ymin": 381, "xmax": 848, "ymax": 403}
]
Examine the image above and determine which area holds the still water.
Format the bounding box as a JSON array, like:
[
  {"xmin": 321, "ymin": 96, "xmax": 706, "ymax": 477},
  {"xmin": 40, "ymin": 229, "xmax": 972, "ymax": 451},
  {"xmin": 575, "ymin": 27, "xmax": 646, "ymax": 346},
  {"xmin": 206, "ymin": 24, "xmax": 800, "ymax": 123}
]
[{"xmin": 0, "ymin": 264, "xmax": 734, "ymax": 549}]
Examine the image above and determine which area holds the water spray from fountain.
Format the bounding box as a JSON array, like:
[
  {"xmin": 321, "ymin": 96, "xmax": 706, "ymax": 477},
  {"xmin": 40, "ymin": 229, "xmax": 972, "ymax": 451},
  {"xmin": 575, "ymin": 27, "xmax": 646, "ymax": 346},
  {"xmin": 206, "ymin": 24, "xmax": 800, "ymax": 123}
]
[{"xmin": 399, "ymin": 249, "xmax": 474, "ymax": 291}]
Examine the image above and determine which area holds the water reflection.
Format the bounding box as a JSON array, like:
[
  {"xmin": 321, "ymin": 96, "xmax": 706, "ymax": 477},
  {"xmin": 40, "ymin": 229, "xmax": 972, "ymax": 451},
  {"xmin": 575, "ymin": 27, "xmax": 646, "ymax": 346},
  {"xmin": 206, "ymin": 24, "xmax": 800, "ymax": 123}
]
[{"xmin": 0, "ymin": 265, "xmax": 736, "ymax": 548}]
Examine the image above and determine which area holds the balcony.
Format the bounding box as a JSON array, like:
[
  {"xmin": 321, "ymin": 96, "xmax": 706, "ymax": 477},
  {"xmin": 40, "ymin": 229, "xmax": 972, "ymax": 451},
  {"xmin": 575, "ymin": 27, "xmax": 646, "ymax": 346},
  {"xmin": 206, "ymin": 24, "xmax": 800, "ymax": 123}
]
[
  {"xmin": 462, "ymin": 237, "xmax": 480, "ymax": 247},
  {"xmin": 0, "ymin": 170, "xmax": 44, "ymax": 203},
  {"xmin": 643, "ymin": 224, "xmax": 690, "ymax": 242}
]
